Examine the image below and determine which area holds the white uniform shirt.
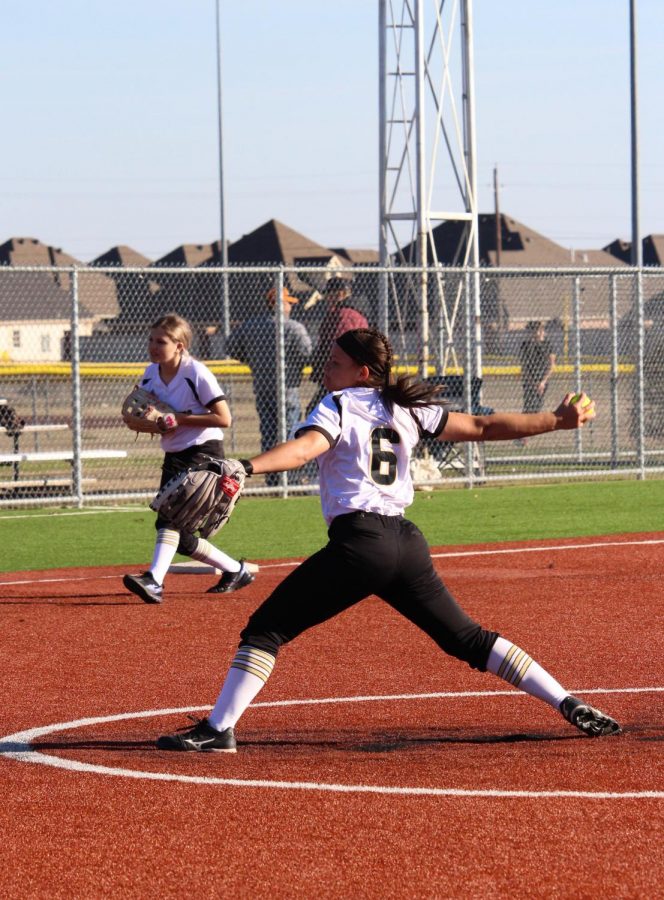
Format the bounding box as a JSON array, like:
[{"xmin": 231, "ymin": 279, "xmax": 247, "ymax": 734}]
[
  {"xmin": 138, "ymin": 355, "xmax": 226, "ymax": 453},
  {"xmin": 300, "ymin": 387, "xmax": 448, "ymax": 525}
]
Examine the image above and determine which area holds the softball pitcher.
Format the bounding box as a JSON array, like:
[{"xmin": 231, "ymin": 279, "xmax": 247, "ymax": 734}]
[{"xmin": 157, "ymin": 327, "xmax": 620, "ymax": 751}]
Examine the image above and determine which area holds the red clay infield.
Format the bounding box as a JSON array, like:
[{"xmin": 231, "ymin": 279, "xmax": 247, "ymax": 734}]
[{"xmin": 1, "ymin": 532, "xmax": 663, "ymax": 898}]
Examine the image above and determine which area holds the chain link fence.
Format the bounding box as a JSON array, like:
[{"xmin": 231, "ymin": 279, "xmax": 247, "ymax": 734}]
[{"xmin": 1, "ymin": 264, "xmax": 663, "ymax": 507}]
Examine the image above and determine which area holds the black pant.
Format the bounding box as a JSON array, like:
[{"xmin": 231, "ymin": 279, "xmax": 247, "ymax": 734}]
[
  {"xmin": 522, "ymin": 380, "xmax": 547, "ymax": 414},
  {"xmin": 240, "ymin": 511, "xmax": 498, "ymax": 671},
  {"xmin": 156, "ymin": 440, "xmax": 224, "ymax": 556}
]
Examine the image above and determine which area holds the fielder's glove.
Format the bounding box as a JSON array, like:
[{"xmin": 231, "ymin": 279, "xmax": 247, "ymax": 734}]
[
  {"xmin": 150, "ymin": 458, "xmax": 246, "ymax": 538},
  {"xmin": 122, "ymin": 385, "xmax": 178, "ymax": 435}
]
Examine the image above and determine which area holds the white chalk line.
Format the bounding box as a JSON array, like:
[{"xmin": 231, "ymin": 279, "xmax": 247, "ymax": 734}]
[
  {"xmin": 0, "ymin": 687, "xmax": 662, "ymax": 800},
  {"xmin": 2, "ymin": 534, "xmax": 664, "ymax": 587},
  {"xmin": 0, "ymin": 507, "xmax": 138, "ymax": 521}
]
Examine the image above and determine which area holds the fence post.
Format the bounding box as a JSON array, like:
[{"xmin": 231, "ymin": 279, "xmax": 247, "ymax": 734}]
[
  {"xmin": 70, "ymin": 268, "xmax": 83, "ymax": 507},
  {"xmin": 609, "ymin": 274, "xmax": 619, "ymax": 470},
  {"xmin": 572, "ymin": 275, "xmax": 583, "ymax": 462},
  {"xmin": 635, "ymin": 266, "xmax": 645, "ymax": 479},
  {"xmin": 275, "ymin": 268, "xmax": 287, "ymax": 495},
  {"xmin": 463, "ymin": 267, "xmax": 475, "ymax": 486}
]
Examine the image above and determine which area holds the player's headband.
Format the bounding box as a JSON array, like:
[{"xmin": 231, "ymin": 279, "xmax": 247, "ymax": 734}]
[{"xmin": 336, "ymin": 332, "xmax": 386, "ymax": 381}]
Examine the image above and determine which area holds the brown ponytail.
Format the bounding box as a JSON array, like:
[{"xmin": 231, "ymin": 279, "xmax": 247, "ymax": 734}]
[{"xmin": 335, "ymin": 328, "xmax": 441, "ymax": 409}]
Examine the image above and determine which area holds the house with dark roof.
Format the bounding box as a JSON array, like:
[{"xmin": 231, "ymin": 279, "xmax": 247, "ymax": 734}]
[
  {"xmin": 228, "ymin": 219, "xmax": 350, "ymax": 301},
  {"xmin": 395, "ymin": 215, "xmax": 632, "ymax": 352},
  {"xmin": 0, "ymin": 238, "xmax": 119, "ymax": 361},
  {"xmin": 0, "ymin": 237, "xmax": 119, "ymax": 320},
  {"xmin": 90, "ymin": 245, "xmax": 159, "ymax": 326},
  {"xmin": 0, "ymin": 271, "xmax": 98, "ymax": 362},
  {"xmin": 604, "ymin": 235, "xmax": 664, "ymax": 267}
]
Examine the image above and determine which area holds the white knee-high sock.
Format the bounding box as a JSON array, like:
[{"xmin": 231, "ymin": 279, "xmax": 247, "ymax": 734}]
[
  {"xmin": 190, "ymin": 538, "xmax": 241, "ymax": 574},
  {"xmin": 487, "ymin": 636, "xmax": 568, "ymax": 710},
  {"xmin": 207, "ymin": 646, "xmax": 276, "ymax": 731},
  {"xmin": 149, "ymin": 529, "xmax": 180, "ymax": 585}
]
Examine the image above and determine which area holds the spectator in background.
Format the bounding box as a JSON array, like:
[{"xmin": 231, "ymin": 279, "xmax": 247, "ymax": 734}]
[
  {"xmin": 307, "ymin": 277, "xmax": 368, "ymax": 414},
  {"xmin": 517, "ymin": 320, "xmax": 556, "ymax": 446},
  {"xmin": 226, "ymin": 287, "xmax": 312, "ymax": 485},
  {"xmin": 520, "ymin": 320, "xmax": 556, "ymax": 412}
]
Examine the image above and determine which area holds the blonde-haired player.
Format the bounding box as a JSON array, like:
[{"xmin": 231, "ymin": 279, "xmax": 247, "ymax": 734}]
[{"xmin": 123, "ymin": 313, "xmax": 253, "ymax": 603}]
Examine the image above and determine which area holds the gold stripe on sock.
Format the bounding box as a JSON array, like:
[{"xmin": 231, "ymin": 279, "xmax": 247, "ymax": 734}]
[
  {"xmin": 157, "ymin": 529, "xmax": 180, "ymax": 547},
  {"xmin": 231, "ymin": 647, "xmax": 275, "ymax": 683},
  {"xmin": 509, "ymin": 654, "xmax": 533, "ymax": 687},
  {"xmin": 231, "ymin": 662, "xmax": 272, "ymax": 682},
  {"xmin": 190, "ymin": 538, "xmax": 214, "ymax": 562},
  {"xmin": 497, "ymin": 645, "xmax": 533, "ymax": 686},
  {"xmin": 233, "ymin": 654, "xmax": 274, "ymax": 680},
  {"xmin": 505, "ymin": 648, "xmax": 528, "ymax": 683},
  {"xmin": 497, "ymin": 644, "xmax": 520, "ymax": 680},
  {"xmin": 237, "ymin": 647, "xmax": 275, "ymax": 666}
]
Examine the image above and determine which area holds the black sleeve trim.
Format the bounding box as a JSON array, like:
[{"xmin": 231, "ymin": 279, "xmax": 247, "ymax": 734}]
[
  {"xmin": 293, "ymin": 424, "xmax": 335, "ymax": 447},
  {"xmin": 205, "ymin": 394, "xmax": 225, "ymax": 409},
  {"xmin": 412, "ymin": 406, "xmax": 449, "ymax": 439},
  {"xmin": 429, "ymin": 408, "xmax": 449, "ymax": 438}
]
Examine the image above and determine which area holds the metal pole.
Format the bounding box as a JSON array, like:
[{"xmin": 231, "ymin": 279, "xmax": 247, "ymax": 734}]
[
  {"xmin": 493, "ymin": 165, "xmax": 502, "ymax": 266},
  {"xmin": 414, "ymin": 0, "xmax": 429, "ymax": 379},
  {"xmin": 629, "ymin": 0, "xmax": 641, "ymax": 269},
  {"xmin": 215, "ymin": 0, "xmax": 230, "ymax": 338},
  {"xmin": 275, "ymin": 269, "xmax": 286, "ymax": 443},
  {"xmin": 461, "ymin": 0, "xmax": 482, "ymax": 381},
  {"xmin": 609, "ymin": 275, "xmax": 619, "ymax": 470},
  {"xmin": 630, "ymin": 0, "xmax": 645, "ymax": 478},
  {"xmin": 378, "ymin": 0, "xmax": 389, "ymax": 337},
  {"xmin": 71, "ymin": 269, "xmax": 83, "ymax": 507},
  {"xmin": 573, "ymin": 276, "xmax": 583, "ymax": 461},
  {"xmin": 464, "ymin": 268, "xmax": 475, "ymax": 485}
]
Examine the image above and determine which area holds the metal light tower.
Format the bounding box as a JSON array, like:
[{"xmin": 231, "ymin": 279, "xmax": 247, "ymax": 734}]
[{"xmin": 379, "ymin": 0, "xmax": 481, "ymax": 377}]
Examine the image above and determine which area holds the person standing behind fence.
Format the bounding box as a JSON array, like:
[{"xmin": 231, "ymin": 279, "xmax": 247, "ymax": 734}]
[
  {"xmin": 306, "ymin": 277, "xmax": 368, "ymax": 414},
  {"xmin": 516, "ymin": 321, "xmax": 556, "ymax": 447},
  {"xmin": 226, "ymin": 287, "xmax": 312, "ymax": 486},
  {"xmin": 122, "ymin": 313, "xmax": 254, "ymax": 603}
]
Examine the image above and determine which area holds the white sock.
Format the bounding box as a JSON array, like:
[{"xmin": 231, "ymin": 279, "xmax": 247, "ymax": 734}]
[
  {"xmin": 149, "ymin": 529, "xmax": 180, "ymax": 585},
  {"xmin": 487, "ymin": 636, "xmax": 568, "ymax": 710},
  {"xmin": 207, "ymin": 646, "xmax": 276, "ymax": 731},
  {"xmin": 190, "ymin": 538, "xmax": 241, "ymax": 573}
]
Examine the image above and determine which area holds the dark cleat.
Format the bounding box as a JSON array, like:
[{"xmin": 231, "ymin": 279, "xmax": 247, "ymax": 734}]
[
  {"xmin": 123, "ymin": 572, "xmax": 163, "ymax": 604},
  {"xmin": 560, "ymin": 695, "xmax": 622, "ymax": 737},
  {"xmin": 206, "ymin": 560, "xmax": 255, "ymax": 595},
  {"xmin": 156, "ymin": 718, "xmax": 237, "ymax": 753}
]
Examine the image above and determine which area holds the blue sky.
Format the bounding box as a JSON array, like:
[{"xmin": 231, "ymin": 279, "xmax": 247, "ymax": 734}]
[{"xmin": 0, "ymin": 0, "xmax": 661, "ymax": 261}]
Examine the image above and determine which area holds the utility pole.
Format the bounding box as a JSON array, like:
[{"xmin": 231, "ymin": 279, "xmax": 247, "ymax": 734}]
[
  {"xmin": 493, "ymin": 165, "xmax": 502, "ymax": 266},
  {"xmin": 215, "ymin": 0, "xmax": 230, "ymax": 337}
]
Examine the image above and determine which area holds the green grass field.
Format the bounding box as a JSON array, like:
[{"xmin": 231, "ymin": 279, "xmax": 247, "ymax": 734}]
[{"xmin": 2, "ymin": 478, "xmax": 663, "ymax": 573}]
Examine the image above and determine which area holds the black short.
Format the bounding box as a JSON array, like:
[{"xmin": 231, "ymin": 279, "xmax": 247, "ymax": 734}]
[{"xmin": 241, "ymin": 510, "xmax": 498, "ymax": 671}]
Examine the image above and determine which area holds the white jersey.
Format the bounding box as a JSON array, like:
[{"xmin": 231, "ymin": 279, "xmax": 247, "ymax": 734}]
[
  {"xmin": 138, "ymin": 355, "xmax": 226, "ymax": 453},
  {"xmin": 300, "ymin": 387, "xmax": 448, "ymax": 525}
]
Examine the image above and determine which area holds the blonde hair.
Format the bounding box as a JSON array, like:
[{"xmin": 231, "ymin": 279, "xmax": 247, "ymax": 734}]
[{"xmin": 150, "ymin": 313, "xmax": 192, "ymax": 351}]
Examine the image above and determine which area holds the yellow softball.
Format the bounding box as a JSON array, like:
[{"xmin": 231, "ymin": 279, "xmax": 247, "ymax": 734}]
[{"xmin": 570, "ymin": 392, "xmax": 595, "ymax": 418}]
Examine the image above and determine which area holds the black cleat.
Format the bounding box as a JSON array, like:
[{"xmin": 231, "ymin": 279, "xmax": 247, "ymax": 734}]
[
  {"xmin": 156, "ymin": 718, "xmax": 237, "ymax": 753},
  {"xmin": 560, "ymin": 695, "xmax": 622, "ymax": 737},
  {"xmin": 206, "ymin": 560, "xmax": 255, "ymax": 594},
  {"xmin": 123, "ymin": 572, "xmax": 163, "ymax": 604}
]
